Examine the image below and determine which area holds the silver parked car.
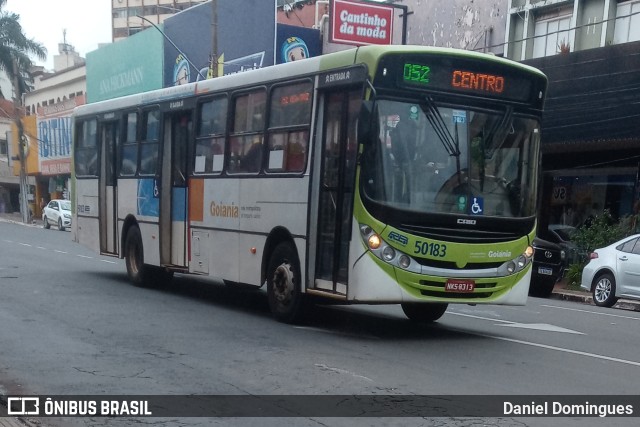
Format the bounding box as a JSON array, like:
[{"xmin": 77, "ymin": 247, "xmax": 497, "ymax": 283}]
[
  {"xmin": 580, "ymin": 234, "xmax": 640, "ymax": 307},
  {"xmin": 42, "ymin": 199, "xmax": 72, "ymax": 231}
]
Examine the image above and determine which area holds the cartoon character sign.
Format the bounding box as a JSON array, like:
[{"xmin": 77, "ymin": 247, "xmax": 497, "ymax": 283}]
[
  {"xmin": 173, "ymin": 55, "xmax": 190, "ymax": 86},
  {"xmin": 281, "ymin": 37, "xmax": 309, "ymax": 63}
]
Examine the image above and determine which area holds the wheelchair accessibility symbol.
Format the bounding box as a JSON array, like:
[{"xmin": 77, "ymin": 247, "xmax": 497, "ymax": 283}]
[{"xmin": 471, "ymin": 197, "xmax": 483, "ymax": 215}]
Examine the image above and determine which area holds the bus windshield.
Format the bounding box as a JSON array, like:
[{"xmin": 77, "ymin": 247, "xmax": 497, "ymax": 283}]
[{"xmin": 362, "ymin": 99, "xmax": 541, "ymax": 218}]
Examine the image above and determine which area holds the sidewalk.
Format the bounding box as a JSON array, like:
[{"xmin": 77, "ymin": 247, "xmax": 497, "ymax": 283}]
[
  {"xmin": 550, "ymin": 279, "xmax": 640, "ymax": 311},
  {"xmin": 0, "ymin": 212, "xmax": 42, "ymax": 227}
]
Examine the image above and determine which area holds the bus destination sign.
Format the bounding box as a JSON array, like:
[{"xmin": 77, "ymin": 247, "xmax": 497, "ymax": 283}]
[{"xmin": 376, "ymin": 54, "xmax": 539, "ymax": 103}]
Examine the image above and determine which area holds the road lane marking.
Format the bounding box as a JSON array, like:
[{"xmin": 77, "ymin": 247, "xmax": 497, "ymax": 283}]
[
  {"xmin": 541, "ymin": 304, "xmax": 640, "ymax": 321},
  {"xmin": 100, "ymin": 259, "xmax": 116, "ymax": 264},
  {"xmin": 3, "ymin": 240, "xmax": 13, "ymax": 243},
  {"xmin": 497, "ymin": 323, "xmax": 584, "ymax": 335},
  {"xmin": 77, "ymin": 255, "xmax": 92, "ymax": 259},
  {"xmin": 36, "ymin": 246, "xmax": 46, "ymax": 250},
  {"xmin": 54, "ymin": 250, "xmax": 68, "ymax": 254},
  {"xmin": 476, "ymin": 333, "xmax": 640, "ymax": 368},
  {"xmin": 449, "ymin": 312, "xmax": 583, "ymax": 334},
  {"xmin": 18, "ymin": 243, "xmax": 31, "ymax": 247}
]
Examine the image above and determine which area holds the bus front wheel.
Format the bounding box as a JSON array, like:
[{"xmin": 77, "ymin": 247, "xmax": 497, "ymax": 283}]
[
  {"xmin": 401, "ymin": 303, "xmax": 448, "ymax": 323},
  {"xmin": 266, "ymin": 242, "xmax": 305, "ymax": 324}
]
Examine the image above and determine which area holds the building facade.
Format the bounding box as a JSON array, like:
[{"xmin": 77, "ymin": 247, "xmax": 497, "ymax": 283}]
[
  {"xmin": 506, "ymin": 0, "xmax": 640, "ymax": 235},
  {"xmin": 111, "ymin": 0, "xmax": 207, "ymax": 41}
]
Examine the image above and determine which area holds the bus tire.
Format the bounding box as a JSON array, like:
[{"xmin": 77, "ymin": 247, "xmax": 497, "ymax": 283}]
[
  {"xmin": 124, "ymin": 226, "xmax": 150, "ymax": 286},
  {"xmin": 401, "ymin": 302, "xmax": 448, "ymax": 323},
  {"xmin": 266, "ymin": 242, "xmax": 305, "ymax": 324}
]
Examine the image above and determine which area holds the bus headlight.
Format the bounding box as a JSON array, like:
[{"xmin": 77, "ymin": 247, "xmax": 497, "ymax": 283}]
[
  {"xmin": 359, "ymin": 224, "xmax": 420, "ymax": 273},
  {"xmin": 398, "ymin": 255, "xmax": 411, "ymax": 269},
  {"xmin": 368, "ymin": 234, "xmax": 381, "ymax": 250},
  {"xmin": 382, "ymin": 246, "xmax": 396, "ymax": 261},
  {"xmin": 498, "ymin": 247, "xmax": 534, "ymax": 276}
]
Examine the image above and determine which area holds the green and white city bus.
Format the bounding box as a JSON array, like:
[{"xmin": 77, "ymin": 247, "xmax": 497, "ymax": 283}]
[{"xmin": 73, "ymin": 45, "xmax": 547, "ymax": 323}]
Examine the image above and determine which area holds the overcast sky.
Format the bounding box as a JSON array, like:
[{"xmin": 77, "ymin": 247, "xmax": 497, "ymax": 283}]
[{"xmin": 5, "ymin": 0, "xmax": 112, "ymax": 70}]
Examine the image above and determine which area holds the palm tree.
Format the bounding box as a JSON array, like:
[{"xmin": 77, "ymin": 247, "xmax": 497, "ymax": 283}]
[
  {"xmin": 0, "ymin": 0, "xmax": 46, "ymax": 99},
  {"xmin": 0, "ymin": 0, "xmax": 46, "ymax": 222}
]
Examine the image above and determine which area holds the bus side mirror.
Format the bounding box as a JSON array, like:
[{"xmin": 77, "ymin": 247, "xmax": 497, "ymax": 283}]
[{"xmin": 357, "ymin": 101, "xmax": 377, "ymax": 146}]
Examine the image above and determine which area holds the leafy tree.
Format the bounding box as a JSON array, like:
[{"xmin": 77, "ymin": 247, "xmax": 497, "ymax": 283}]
[
  {"xmin": 572, "ymin": 210, "xmax": 634, "ymax": 254},
  {"xmin": 0, "ymin": 0, "xmax": 46, "ymax": 98}
]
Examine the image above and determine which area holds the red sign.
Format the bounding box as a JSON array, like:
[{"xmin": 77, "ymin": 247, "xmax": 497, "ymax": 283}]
[
  {"xmin": 330, "ymin": 0, "xmax": 394, "ymax": 46},
  {"xmin": 445, "ymin": 279, "xmax": 475, "ymax": 293}
]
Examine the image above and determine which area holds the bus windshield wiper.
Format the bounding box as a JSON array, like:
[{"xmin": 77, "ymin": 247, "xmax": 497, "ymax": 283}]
[
  {"xmin": 422, "ymin": 96, "xmax": 460, "ymax": 158},
  {"xmin": 484, "ymin": 107, "xmax": 514, "ymax": 159},
  {"xmin": 423, "ymin": 96, "xmax": 463, "ymax": 185}
]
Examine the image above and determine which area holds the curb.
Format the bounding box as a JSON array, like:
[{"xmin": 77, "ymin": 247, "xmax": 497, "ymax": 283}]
[
  {"xmin": 551, "ymin": 290, "xmax": 640, "ymax": 311},
  {"xmin": 0, "ymin": 217, "xmax": 41, "ymax": 228}
]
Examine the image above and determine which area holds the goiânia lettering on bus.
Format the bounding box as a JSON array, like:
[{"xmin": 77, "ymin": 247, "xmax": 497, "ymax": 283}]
[
  {"xmin": 488, "ymin": 250, "xmax": 512, "ymax": 258},
  {"xmin": 210, "ymin": 201, "xmax": 239, "ymax": 218}
]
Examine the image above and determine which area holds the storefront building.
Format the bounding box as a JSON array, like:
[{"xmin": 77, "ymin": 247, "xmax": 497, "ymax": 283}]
[{"xmin": 523, "ymin": 40, "xmax": 640, "ymax": 234}]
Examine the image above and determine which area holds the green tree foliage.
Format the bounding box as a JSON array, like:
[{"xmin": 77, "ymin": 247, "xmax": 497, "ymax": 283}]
[
  {"xmin": 566, "ymin": 210, "xmax": 637, "ymax": 291},
  {"xmin": 0, "ymin": 0, "xmax": 46, "ymax": 98},
  {"xmin": 572, "ymin": 210, "xmax": 636, "ymax": 254}
]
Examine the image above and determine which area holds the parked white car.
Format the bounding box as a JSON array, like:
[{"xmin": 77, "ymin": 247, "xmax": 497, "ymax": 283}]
[
  {"xmin": 581, "ymin": 234, "xmax": 640, "ymax": 307},
  {"xmin": 42, "ymin": 199, "xmax": 72, "ymax": 231}
]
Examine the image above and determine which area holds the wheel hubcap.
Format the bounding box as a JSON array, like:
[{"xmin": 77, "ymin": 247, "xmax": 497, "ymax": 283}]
[
  {"xmin": 594, "ymin": 278, "xmax": 611, "ymax": 303},
  {"xmin": 272, "ymin": 263, "xmax": 294, "ymax": 304}
]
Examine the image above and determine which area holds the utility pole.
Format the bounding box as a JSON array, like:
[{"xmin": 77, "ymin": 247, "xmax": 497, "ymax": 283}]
[
  {"xmin": 12, "ymin": 59, "xmax": 30, "ymax": 224},
  {"xmin": 210, "ymin": 0, "xmax": 218, "ymax": 78}
]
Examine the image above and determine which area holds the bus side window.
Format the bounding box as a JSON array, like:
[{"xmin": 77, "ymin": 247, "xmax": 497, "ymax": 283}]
[
  {"xmin": 194, "ymin": 97, "xmax": 227, "ymax": 174},
  {"xmin": 266, "ymin": 81, "xmax": 312, "ymax": 173},
  {"xmin": 120, "ymin": 112, "xmax": 138, "ymax": 176},
  {"xmin": 75, "ymin": 119, "xmax": 98, "ymax": 177},
  {"xmin": 228, "ymin": 90, "xmax": 266, "ymax": 174},
  {"xmin": 139, "ymin": 109, "xmax": 160, "ymax": 175}
]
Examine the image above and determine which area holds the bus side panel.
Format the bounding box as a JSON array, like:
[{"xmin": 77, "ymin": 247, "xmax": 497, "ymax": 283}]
[
  {"xmin": 75, "ymin": 179, "xmax": 100, "ymax": 254},
  {"xmin": 196, "ymin": 179, "xmax": 241, "ymax": 282},
  {"xmin": 237, "ymin": 178, "xmax": 309, "ymax": 285},
  {"xmin": 118, "ymin": 179, "xmax": 161, "ymax": 266},
  {"xmin": 117, "ymin": 179, "xmax": 139, "ymax": 225},
  {"xmin": 139, "ymin": 222, "xmax": 161, "ymax": 266}
]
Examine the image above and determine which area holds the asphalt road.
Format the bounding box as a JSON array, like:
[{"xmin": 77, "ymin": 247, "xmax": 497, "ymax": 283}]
[{"xmin": 1, "ymin": 220, "xmax": 639, "ymax": 427}]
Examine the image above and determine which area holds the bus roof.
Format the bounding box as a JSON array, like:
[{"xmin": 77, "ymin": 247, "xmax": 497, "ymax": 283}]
[{"xmin": 74, "ymin": 45, "xmax": 545, "ymax": 117}]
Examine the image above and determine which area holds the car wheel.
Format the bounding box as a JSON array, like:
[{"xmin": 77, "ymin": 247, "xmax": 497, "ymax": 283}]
[
  {"xmin": 266, "ymin": 242, "xmax": 305, "ymax": 324},
  {"xmin": 43, "ymin": 216, "xmax": 50, "ymax": 229},
  {"xmin": 401, "ymin": 303, "xmax": 448, "ymax": 323},
  {"xmin": 592, "ymin": 272, "xmax": 618, "ymax": 308},
  {"xmin": 58, "ymin": 218, "xmax": 64, "ymax": 231}
]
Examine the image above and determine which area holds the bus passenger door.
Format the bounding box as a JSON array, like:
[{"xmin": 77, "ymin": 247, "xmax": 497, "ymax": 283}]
[
  {"xmin": 99, "ymin": 120, "xmax": 118, "ymax": 255},
  {"xmin": 159, "ymin": 111, "xmax": 191, "ymax": 268},
  {"xmin": 314, "ymin": 90, "xmax": 360, "ymax": 294}
]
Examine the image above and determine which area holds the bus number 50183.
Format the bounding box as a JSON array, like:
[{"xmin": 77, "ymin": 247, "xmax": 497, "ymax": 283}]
[{"xmin": 414, "ymin": 241, "xmax": 447, "ymax": 257}]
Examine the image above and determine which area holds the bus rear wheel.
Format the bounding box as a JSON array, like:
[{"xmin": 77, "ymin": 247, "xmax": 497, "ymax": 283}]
[
  {"xmin": 123, "ymin": 226, "xmax": 157, "ymax": 286},
  {"xmin": 266, "ymin": 242, "xmax": 305, "ymax": 324},
  {"xmin": 401, "ymin": 303, "xmax": 448, "ymax": 323}
]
